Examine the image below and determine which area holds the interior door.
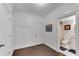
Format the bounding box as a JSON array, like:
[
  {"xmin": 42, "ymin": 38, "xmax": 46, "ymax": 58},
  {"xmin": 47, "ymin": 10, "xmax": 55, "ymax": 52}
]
[{"xmin": 0, "ymin": 5, "xmax": 12, "ymax": 56}]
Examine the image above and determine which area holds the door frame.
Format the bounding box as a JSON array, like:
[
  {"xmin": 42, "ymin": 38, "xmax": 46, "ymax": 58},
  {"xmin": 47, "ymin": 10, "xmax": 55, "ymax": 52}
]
[{"xmin": 58, "ymin": 10, "xmax": 77, "ymax": 56}]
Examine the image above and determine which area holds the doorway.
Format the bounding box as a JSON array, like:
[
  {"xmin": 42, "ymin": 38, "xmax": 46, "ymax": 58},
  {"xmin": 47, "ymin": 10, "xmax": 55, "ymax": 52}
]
[{"xmin": 58, "ymin": 15, "xmax": 76, "ymax": 55}]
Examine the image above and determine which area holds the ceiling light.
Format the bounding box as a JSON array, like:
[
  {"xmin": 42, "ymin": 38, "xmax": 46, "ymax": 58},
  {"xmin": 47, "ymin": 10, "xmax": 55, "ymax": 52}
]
[{"xmin": 35, "ymin": 3, "xmax": 46, "ymax": 6}]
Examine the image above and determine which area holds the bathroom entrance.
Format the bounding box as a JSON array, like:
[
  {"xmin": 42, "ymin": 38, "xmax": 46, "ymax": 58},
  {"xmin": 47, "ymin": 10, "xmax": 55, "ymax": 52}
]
[{"xmin": 58, "ymin": 15, "xmax": 76, "ymax": 55}]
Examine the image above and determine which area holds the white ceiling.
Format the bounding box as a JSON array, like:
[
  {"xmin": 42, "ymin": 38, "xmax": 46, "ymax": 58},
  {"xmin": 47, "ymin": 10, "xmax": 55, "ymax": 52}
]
[{"xmin": 13, "ymin": 3, "xmax": 63, "ymax": 17}]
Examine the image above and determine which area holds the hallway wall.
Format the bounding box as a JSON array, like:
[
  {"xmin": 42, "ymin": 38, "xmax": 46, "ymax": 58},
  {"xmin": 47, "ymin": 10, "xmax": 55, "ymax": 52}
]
[
  {"xmin": 44, "ymin": 4, "xmax": 79, "ymax": 55},
  {"xmin": 13, "ymin": 12, "xmax": 45, "ymax": 49}
]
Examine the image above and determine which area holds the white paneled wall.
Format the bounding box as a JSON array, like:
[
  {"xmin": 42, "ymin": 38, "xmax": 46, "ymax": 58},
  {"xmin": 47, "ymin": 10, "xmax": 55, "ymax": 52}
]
[
  {"xmin": 44, "ymin": 4, "xmax": 79, "ymax": 55},
  {"xmin": 13, "ymin": 12, "xmax": 45, "ymax": 49}
]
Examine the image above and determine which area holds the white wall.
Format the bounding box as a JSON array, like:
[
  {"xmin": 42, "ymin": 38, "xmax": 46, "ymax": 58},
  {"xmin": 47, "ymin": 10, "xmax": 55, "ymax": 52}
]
[
  {"xmin": 44, "ymin": 4, "xmax": 79, "ymax": 55},
  {"xmin": 13, "ymin": 12, "xmax": 45, "ymax": 49},
  {"xmin": 0, "ymin": 4, "xmax": 13, "ymax": 56}
]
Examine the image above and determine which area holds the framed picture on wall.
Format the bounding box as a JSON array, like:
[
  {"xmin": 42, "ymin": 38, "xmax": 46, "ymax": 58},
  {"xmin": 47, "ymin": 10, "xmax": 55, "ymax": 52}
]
[
  {"xmin": 64, "ymin": 24, "xmax": 71, "ymax": 30},
  {"xmin": 46, "ymin": 24, "xmax": 52, "ymax": 32}
]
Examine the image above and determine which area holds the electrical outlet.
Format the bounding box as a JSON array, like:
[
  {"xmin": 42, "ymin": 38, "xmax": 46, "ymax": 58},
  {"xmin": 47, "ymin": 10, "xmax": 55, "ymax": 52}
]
[
  {"xmin": 9, "ymin": 52, "xmax": 10, "ymax": 54},
  {"xmin": 9, "ymin": 34, "xmax": 11, "ymax": 38},
  {"xmin": 9, "ymin": 18, "xmax": 11, "ymax": 22}
]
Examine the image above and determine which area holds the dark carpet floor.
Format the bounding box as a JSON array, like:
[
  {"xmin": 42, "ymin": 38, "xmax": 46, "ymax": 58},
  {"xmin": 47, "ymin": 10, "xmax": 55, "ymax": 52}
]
[{"xmin": 13, "ymin": 44, "xmax": 65, "ymax": 56}]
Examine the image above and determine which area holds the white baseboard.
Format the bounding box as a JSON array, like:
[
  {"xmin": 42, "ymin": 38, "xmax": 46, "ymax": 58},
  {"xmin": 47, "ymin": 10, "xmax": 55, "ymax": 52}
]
[
  {"xmin": 44, "ymin": 43, "xmax": 58, "ymax": 52},
  {"xmin": 12, "ymin": 41, "xmax": 59, "ymax": 56},
  {"xmin": 14, "ymin": 42, "xmax": 43, "ymax": 50},
  {"xmin": 10, "ymin": 49, "xmax": 14, "ymax": 56}
]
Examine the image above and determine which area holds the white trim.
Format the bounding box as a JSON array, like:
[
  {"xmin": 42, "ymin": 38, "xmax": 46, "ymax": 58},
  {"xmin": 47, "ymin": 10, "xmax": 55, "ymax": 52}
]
[
  {"xmin": 14, "ymin": 42, "xmax": 43, "ymax": 50},
  {"xmin": 44, "ymin": 43, "xmax": 58, "ymax": 52},
  {"xmin": 9, "ymin": 49, "xmax": 14, "ymax": 56}
]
